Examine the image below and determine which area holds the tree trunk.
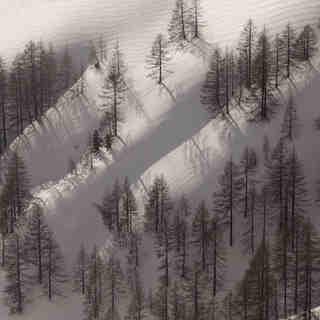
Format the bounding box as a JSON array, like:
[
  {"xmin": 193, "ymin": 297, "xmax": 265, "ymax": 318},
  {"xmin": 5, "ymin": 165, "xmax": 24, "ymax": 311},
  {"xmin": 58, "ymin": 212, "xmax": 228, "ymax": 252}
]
[
  {"xmin": 16, "ymin": 236, "xmax": 22, "ymax": 313},
  {"xmin": 38, "ymin": 217, "xmax": 42, "ymax": 284}
]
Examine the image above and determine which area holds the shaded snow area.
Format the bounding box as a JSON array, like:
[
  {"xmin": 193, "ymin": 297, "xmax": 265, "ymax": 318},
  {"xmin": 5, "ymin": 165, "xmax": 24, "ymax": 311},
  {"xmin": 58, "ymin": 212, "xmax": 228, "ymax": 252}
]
[{"xmin": 0, "ymin": 1, "xmax": 320, "ymax": 319}]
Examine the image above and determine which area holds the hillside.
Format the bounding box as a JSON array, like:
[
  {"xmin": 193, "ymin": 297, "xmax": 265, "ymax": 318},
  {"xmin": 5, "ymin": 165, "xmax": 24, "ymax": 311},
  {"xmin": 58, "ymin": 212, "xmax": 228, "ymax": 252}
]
[{"xmin": 0, "ymin": 1, "xmax": 320, "ymax": 319}]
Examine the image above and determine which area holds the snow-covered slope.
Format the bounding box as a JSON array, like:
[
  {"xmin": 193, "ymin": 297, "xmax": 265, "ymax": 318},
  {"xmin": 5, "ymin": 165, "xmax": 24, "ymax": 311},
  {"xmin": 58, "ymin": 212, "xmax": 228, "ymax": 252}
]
[{"xmin": 1, "ymin": 0, "xmax": 320, "ymax": 319}]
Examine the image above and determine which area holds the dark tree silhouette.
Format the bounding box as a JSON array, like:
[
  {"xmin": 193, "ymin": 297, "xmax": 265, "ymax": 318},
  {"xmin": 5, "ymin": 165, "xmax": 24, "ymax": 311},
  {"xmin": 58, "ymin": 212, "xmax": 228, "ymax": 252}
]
[
  {"xmin": 208, "ymin": 215, "xmax": 227, "ymax": 297},
  {"xmin": 92, "ymin": 129, "xmax": 102, "ymax": 155},
  {"xmin": 238, "ymin": 19, "xmax": 257, "ymax": 89},
  {"xmin": 83, "ymin": 245, "xmax": 104, "ymax": 320},
  {"xmin": 122, "ymin": 177, "xmax": 138, "ymax": 233},
  {"xmin": 213, "ymin": 157, "xmax": 242, "ymax": 247},
  {"xmin": 168, "ymin": 0, "xmax": 190, "ymax": 48},
  {"xmin": 0, "ymin": 57, "xmax": 8, "ymax": 152},
  {"xmin": 192, "ymin": 201, "xmax": 210, "ymax": 271},
  {"xmin": 189, "ymin": 0, "xmax": 205, "ymax": 39},
  {"xmin": 144, "ymin": 176, "xmax": 173, "ymax": 234},
  {"xmin": 146, "ymin": 34, "xmax": 171, "ymax": 85},
  {"xmin": 295, "ymin": 25, "xmax": 317, "ymax": 62},
  {"xmin": 239, "ymin": 147, "xmax": 258, "ymax": 218},
  {"xmin": 279, "ymin": 23, "xmax": 297, "ymax": 79},
  {"xmin": 24, "ymin": 203, "xmax": 51, "ymax": 285},
  {"xmin": 42, "ymin": 230, "xmax": 67, "ymax": 300},
  {"xmin": 5, "ymin": 152, "xmax": 31, "ymax": 231},
  {"xmin": 201, "ymin": 48, "xmax": 224, "ymax": 118},
  {"xmin": 73, "ymin": 243, "xmax": 89, "ymax": 295},
  {"xmin": 281, "ymin": 93, "xmax": 301, "ymax": 141},
  {"xmin": 3, "ymin": 232, "xmax": 30, "ymax": 314},
  {"xmin": 253, "ymin": 27, "xmax": 275, "ymax": 120},
  {"xmin": 273, "ymin": 33, "xmax": 281, "ymax": 89},
  {"xmin": 183, "ymin": 266, "xmax": 207, "ymax": 320},
  {"xmin": 102, "ymin": 255, "xmax": 126, "ymax": 320},
  {"xmin": 100, "ymin": 46, "xmax": 126, "ymax": 137}
]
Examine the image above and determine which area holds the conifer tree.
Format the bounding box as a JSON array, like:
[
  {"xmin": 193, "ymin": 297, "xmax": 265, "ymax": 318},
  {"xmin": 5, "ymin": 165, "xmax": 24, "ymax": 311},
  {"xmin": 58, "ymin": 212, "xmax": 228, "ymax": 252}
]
[
  {"xmin": 213, "ymin": 157, "xmax": 242, "ymax": 247},
  {"xmin": 144, "ymin": 176, "xmax": 172, "ymax": 234},
  {"xmin": 60, "ymin": 43, "xmax": 73, "ymax": 92},
  {"xmin": 253, "ymin": 27, "xmax": 275, "ymax": 120},
  {"xmin": 272, "ymin": 221, "xmax": 293, "ymax": 318},
  {"xmin": 102, "ymin": 255, "xmax": 126, "ymax": 320},
  {"xmin": 146, "ymin": 34, "xmax": 171, "ymax": 85},
  {"xmin": 234, "ymin": 271, "xmax": 250, "ymax": 320},
  {"xmin": 126, "ymin": 269, "xmax": 147, "ymax": 320},
  {"xmin": 246, "ymin": 241, "xmax": 276, "ymax": 320},
  {"xmin": 265, "ymin": 138, "xmax": 289, "ymax": 230},
  {"xmin": 279, "ymin": 23, "xmax": 297, "ymax": 79},
  {"xmin": 201, "ymin": 48, "xmax": 224, "ymax": 118},
  {"xmin": 239, "ymin": 147, "xmax": 257, "ymax": 218},
  {"xmin": 229, "ymin": 50, "xmax": 236, "ymax": 98},
  {"xmin": 241, "ymin": 186, "xmax": 258, "ymax": 256},
  {"xmin": 0, "ymin": 56, "xmax": 8, "ymax": 152},
  {"xmin": 209, "ymin": 215, "xmax": 227, "ymax": 297},
  {"xmin": 73, "ymin": 243, "xmax": 89, "ymax": 295},
  {"xmin": 9, "ymin": 54, "xmax": 25, "ymax": 136},
  {"xmin": 169, "ymin": 281, "xmax": 185, "ymax": 320},
  {"xmin": 262, "ymin": 135, "xmax": 270, "ymax": 164},
  {"xmin": 153, "ymin": 283, "xmax": 169, "ymax": 320},
  {"xmin": 176, "ymin": 195, "xmax": 191, "ymax": 218},
  {"xmin": 221, "ymin": 48, "xmax": 232, "ymax": 114},
  {"xmin": 6, "ymin": 151, "xmax": 31, "ymax": 230},
  {"xmin": 189, "ymin": 0, "xmax": 205, "ymax": 39},
  {"xmin": 295, "ymin": 25, "xmax": 318, "ymax": 62},
  {"xmin": 92, "ymin": 129, "xmax": 102, "ymax": 155},
  {"xmin": 38, "ymin": 41, "xmax": 47, "ymax": 115},
  {"xmin": 156, "ymin": 218, "xmax": 172, "ymax": 289},
  {"xmin": 299, "ymin": 220, "xmax": 320, "ymax": 320},
  {"xmin": 100, "ymin": 46, "xmax": 126, "ymax": 137},
  {"xmin": 122, "ymin": 177, "xmax": 137, "ymax": 233},
  {"xmin": 273, "ymin": 33, "xmax": 281, "ymax": 89},
  {"xmin": 171, "ymin": 215, "xmax": 189, "ymax": 278},
  {"xmin": 127, "ymin": 232, "xmax": 140, "ymax": 272},
  {"xmin": 168, "ymin": 0, "xmax": 190, "ymax": 48},
  {"xmin": 183, "ymin": 266, "xmax": 208, "ymax": 320},
  {"xmin": 192, "ymin": 201, "xmax": 210, "ymax": 271},
  {"xmin": 24, "ymin": 203, "xmax": 50, "ymax": 285},
  {"xmin": 42, "ymin": 231, "xmax": 67, "ymax": 300},
  {"xmin": 95, "ymin": 180, "xmax": 122, "ymax": 233},
  {"xmin": 292, "ymin": 218, "xmax": 304, "ymax": 315},
  {"xmin": 287, "ymin": 148, "xmax": 309, "ymax": 251},
  {"xmin": 23, "ymin": 40, "xmax": 40, "ymax": 121},
  {"xmin": 220, "ymin": 292, "xmax": 238, "ymax": 320},
  {"xmin": 238, "ymin": 19, "xmax": 257, "ymax": 89},
  {"xmin": 281, "ymin": 93, "xmax": 300, "ymax": 141},
  {"xmin": 3, "ymin": 232, "xmax": 29, "ymax": 314},
  {"xmin": 83, "ymin": 245, "xmax": 104, "ymax": 320},
  {"xmin": 46, "ymin": 43, "xmax": 58, "ymax": 108}
]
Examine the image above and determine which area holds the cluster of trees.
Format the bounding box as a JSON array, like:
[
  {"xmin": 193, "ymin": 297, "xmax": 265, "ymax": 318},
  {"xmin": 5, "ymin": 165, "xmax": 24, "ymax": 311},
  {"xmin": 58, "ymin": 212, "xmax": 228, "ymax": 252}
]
[
  {"xmin": 94, "ymin": 177, "xmax": 137, "ymax": 235},
  {"xmin": 79, "ymin": 175, "xmax": 226, "ymax": 320},
  {"xmin": 0, "ymin": 151, "xmax": 66, "ymax": 314},
  {"xmin": 226, "ymin": 216, "xmax": 320, "ymax": 320},
  {"xmin": 85, "ymin": 42, "xmax": 127, "ymax": 166},
  {"xmin": 73, "ymin": 245, "xmax": 128, "ymax": 320},
  {"xmin": 85, "ymin": 85, "xmax": 320, "ymax": 319},
  {"xmin": 201, "ymin": 21, "xmax": 317, "ymax": 121},
  {"xmin": 0, "ymin": 41, "xmax": 79, "ymax": 154},
  {"xmin": 145, "ymin": 0, "xmax": 205, "ymax": 85},
  {"xmin": 144, "ymin": 0, "xmax": 317, "ymax": 125}
]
